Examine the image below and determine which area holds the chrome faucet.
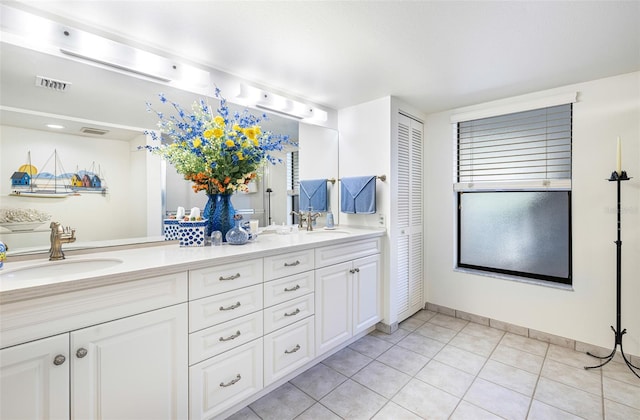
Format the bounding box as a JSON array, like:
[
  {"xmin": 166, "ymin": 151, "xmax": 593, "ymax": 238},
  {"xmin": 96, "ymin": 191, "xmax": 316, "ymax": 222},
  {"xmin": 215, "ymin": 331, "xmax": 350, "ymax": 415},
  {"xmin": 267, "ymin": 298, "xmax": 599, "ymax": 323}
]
[
  {"xmin": 290, "ymin": 209, "xmax": 321, "ymax": 231},
  {"xmin": 49, "ymin": 222, "xmax": 76, "ymax": 261}
]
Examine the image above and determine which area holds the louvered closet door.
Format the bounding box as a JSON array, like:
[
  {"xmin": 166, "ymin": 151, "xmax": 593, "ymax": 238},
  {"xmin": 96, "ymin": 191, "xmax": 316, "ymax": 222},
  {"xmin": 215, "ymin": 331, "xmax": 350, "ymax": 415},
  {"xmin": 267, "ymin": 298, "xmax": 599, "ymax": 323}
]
[{"xmin": 396, "ymin": 113, "xmax": 424, "ymax": 322}]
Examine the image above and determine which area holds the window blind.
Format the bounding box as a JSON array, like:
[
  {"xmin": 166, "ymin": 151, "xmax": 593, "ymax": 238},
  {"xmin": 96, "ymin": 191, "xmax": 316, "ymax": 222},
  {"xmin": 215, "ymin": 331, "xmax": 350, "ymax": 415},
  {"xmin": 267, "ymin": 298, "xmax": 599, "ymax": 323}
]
[{"xmin": 457, "ymin": 104, "xmax": 572, "ymax": 183}]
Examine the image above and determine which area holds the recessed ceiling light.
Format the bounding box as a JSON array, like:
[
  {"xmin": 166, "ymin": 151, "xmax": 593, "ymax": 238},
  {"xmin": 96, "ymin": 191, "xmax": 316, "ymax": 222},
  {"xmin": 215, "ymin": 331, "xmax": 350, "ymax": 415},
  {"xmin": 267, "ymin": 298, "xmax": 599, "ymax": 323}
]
[{"xmin": 46, "ymin": 124, "xmax": 65, "ymax": 129}]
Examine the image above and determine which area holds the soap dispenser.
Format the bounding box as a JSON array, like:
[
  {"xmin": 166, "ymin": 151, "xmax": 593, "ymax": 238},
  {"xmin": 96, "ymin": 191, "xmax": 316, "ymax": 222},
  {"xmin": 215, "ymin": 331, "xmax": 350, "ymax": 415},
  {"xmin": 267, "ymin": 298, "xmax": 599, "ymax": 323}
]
[{"xmin": 325, "ymin": 209, "xmax": 335, "ymax": 229}]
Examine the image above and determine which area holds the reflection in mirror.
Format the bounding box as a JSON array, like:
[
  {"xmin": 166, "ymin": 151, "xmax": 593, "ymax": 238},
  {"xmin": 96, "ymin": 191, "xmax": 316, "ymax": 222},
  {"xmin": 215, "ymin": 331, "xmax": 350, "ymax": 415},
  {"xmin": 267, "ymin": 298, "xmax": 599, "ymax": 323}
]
[{"xmin": 0, "ymin": 40, "xmax": 339, "ymax": 255}]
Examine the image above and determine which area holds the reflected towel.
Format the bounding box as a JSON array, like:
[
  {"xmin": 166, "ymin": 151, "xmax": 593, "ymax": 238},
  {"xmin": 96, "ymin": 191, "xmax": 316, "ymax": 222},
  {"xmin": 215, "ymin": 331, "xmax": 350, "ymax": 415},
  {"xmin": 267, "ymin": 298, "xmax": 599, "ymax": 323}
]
[
  {"xmin": 299, "ymin": 179, "xmax": 328, "ymax": 212},
  {"xmin": 340, "ymin": 176, "xmax": 376, "ymax": 214}
]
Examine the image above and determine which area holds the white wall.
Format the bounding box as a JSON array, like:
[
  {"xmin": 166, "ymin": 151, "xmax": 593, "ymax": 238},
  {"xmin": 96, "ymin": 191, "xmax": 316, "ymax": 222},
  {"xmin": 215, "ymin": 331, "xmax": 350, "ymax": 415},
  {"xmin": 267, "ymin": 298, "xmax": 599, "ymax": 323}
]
[{"xmin": 424, "ymin": 72, "xmax": 640, "ymax": 356}]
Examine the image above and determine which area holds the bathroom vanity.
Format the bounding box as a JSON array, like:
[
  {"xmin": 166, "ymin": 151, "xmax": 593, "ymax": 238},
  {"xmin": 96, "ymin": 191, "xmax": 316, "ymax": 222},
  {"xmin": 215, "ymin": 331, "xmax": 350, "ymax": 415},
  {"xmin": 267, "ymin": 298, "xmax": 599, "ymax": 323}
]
[{"xmin": 0, "ymin": 227, "xmax": 383, "ymax": 419}]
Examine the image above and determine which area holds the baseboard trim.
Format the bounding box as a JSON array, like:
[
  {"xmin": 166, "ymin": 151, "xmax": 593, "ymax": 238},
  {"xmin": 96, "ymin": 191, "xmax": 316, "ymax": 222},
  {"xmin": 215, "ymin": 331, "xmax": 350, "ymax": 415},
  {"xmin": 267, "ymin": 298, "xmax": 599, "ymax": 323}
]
[{"xmin": 424, "ymin": 302, "xmax": 640, "ymax": 365}]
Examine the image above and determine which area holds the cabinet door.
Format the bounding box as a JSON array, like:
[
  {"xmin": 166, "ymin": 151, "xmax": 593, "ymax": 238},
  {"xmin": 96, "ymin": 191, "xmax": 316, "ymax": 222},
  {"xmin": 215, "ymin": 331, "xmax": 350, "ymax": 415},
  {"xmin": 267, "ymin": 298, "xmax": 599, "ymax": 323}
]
[
  {"xmin": 1, "ymin": 334, "xmax": 69, "ymax": 420},
  {"xmin": 353, "ymin": 254, "xmax": 382, "ymax": 335},
  {"xmin": 71, "ymin": 304, "xmax": 188, "ymax": 420},
  {"xmin": 315, "ymin": 261, "xmax": 352, "ymax": 355}
]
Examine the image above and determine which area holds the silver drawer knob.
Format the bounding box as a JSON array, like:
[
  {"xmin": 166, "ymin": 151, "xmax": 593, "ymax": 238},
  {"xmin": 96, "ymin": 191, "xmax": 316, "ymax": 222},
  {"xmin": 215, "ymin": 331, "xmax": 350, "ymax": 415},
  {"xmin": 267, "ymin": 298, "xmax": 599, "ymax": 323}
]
[
  {"xmin": 53, "ymin": 354, "xmax": 66, "ymax": 366},
  {"xmin": 76, "ymin": 348, "xmax": 88, "ymax": 359}
]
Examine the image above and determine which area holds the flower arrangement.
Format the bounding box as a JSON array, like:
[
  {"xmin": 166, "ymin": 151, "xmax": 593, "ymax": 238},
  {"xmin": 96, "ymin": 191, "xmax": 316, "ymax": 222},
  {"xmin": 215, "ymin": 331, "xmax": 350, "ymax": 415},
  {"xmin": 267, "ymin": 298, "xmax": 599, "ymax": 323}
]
[{"xmin": 143, "ymin": 87, "xmax": 292, "ymax": 195}]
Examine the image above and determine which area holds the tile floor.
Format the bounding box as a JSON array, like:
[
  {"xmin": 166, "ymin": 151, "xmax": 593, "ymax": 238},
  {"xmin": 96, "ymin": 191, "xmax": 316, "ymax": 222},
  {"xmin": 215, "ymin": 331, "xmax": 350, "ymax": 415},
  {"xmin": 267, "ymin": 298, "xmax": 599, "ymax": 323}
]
[{"xmin": 227, "ymin": 310, "xmax": 640, "ymax": 420}]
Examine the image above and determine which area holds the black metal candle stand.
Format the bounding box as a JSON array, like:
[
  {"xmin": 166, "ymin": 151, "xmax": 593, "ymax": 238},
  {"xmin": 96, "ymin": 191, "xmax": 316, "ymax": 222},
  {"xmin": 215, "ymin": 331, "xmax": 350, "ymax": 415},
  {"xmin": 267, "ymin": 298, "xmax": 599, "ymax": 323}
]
[{"xmin": 584, "ymin": 170, "xmax": 640, "ymax": 379}]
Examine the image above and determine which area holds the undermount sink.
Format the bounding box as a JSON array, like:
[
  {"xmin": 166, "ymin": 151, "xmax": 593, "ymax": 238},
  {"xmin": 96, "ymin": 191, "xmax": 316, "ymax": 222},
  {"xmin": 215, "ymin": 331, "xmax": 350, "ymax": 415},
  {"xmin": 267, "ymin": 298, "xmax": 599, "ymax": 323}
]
[{"xmin": 1, "ymin": 258, "xmax": 124, "ymax": 280}]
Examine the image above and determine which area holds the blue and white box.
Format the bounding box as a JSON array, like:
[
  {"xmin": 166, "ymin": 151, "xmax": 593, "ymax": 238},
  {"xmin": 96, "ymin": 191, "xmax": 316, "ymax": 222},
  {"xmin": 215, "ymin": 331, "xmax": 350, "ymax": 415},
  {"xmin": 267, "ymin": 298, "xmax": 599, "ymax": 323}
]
[
  {"xmin": 178, "ymin": 219, "xmax": 207, "ymax": 247},
  {"xmin": 163, "ymin": 219, "xmax": 180, "ymax": 241}
]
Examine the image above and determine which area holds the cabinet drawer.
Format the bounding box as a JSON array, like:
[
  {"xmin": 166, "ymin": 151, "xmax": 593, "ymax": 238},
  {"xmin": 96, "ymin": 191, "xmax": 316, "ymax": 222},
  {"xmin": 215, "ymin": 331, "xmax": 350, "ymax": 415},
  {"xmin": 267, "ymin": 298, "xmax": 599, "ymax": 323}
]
[
  {"xmin": 189, "ymin": 312, "xmax": 263, "ymax": 365},
  {"xmin": 189, "ymin": 284, "xmax": 263, "ymax": 333},
  {"xmin": 264, "ymin": 293, "xmax": 314, "ymax": 334},
  {"xmin": 189, "ymin": 259, "xmax": 263, "ymax": 300},
  {"xmin": 264, "ymin": 271, "xmax": 314, "ymax": 308},
  {"xmin": 190, "ymin": 338, "xmax": 263, "ymax": 420},
  {"xmin": 315, "ymin": 238, "xmax": 382, "ymax": 268},
  {"xmin": 264, "ymin": 317, "xmax": 314, "ymax": 386},
  {"xmin": 263, "ymin": 249, "xmax": 314, "ymax": 280}
]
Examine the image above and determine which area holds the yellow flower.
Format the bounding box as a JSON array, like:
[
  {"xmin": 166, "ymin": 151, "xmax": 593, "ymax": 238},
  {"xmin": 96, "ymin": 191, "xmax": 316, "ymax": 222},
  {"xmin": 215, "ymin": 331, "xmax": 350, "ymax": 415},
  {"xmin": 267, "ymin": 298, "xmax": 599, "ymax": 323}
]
[
  {"xmin": 214, "ymin": 115, "xmax": 225, "ymax": 125},
  {"xmin": 193, "ymin": 138, "xmax": 202, "ymax": 148},
  {"xmin": 203, "ymin": 129, "xmax": 215, "ymax": 139},
  {"xmin": 236, "ymin": 151, "xmax": 244, "ymax": 160},
  {"xmin": 212, "ymin": 128, "xmax": 224, "ymax": 138},
  {"xmin": 225, "ymin": 139, "xmax": 235, "ymax": 147},
  {"xmin": 233, "ymin": 124, "xmax": 241, "ymax": 132},
  {"xmin": 242, "ymin": 141, "xmax": 250, "ymax": 148},
  {"xmin": 252, "ymin": 138, "xmax": 259, "ymax": 147},
  {"xmin": 244, "ymin": 127, "xmax": 256, "ymax": 140},
  {"xmin": 228, "ymin": 131, "xmax": 237, "ymax": 137}
]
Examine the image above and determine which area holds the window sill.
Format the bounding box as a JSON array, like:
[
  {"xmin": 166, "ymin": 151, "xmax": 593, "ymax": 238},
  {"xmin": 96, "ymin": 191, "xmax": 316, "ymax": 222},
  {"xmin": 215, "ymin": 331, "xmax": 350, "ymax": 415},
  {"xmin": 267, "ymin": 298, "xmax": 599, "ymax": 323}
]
[{"xmin": 454, "ymin": 267, "xmax": 574, "ymax": 291}]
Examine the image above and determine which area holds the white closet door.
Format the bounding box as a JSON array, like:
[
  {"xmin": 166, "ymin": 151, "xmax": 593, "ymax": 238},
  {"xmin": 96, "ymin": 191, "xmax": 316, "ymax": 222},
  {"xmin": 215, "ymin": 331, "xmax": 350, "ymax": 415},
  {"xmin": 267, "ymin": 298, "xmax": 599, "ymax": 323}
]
[{"xmin": 396, "ymin": 113, "xmax": 424, "ymax": 321}]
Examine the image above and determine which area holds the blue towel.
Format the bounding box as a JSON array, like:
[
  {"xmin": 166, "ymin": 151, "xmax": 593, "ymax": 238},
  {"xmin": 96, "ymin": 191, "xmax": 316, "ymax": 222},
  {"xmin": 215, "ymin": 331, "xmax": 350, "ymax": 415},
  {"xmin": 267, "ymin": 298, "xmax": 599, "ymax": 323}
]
[
  {"xmin": 340, "ymin": 176, "xmax": 376, "ymax": 214},
  {"xmin": 299, "ymin": 179, "xmax": 328, "ymax": 212}
]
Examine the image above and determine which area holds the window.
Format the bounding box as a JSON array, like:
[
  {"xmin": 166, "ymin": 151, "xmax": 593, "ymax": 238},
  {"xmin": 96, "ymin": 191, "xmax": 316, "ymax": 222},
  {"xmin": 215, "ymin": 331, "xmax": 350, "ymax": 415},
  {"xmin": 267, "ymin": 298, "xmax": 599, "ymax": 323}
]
[{"xmin": 455, "ymin": 104, "xmax": 572, "ymax": 285}]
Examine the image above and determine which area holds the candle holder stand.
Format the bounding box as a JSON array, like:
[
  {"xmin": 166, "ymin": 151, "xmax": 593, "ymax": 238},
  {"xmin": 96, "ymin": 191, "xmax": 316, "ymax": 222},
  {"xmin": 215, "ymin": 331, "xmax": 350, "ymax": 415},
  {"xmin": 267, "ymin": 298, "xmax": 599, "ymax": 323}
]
[{"xmin": 584, "ymin": 170, "xmax": 639, "ymax": 379}]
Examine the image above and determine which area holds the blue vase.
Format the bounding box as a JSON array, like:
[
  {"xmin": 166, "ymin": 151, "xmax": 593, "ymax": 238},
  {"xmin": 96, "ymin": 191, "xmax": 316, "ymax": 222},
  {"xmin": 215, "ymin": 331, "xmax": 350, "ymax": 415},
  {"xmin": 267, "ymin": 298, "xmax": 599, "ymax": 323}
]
[
  {"xmin": 205, "ymin": 194, "xmax": 235, "ymax": 241},
  {"xmin": 226, "ymin": 219, "xmax": 249, "ymax": 245}
]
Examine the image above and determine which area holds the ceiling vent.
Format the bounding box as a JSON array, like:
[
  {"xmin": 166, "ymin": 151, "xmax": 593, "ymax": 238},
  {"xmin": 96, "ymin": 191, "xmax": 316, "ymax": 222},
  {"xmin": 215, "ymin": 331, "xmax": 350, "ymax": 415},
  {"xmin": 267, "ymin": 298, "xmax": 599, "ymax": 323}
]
[
  {"xmin": 35, "ymin": 76, "xmax": 71, "ymax": 92},
  {"xmin": 80, "ymin": 127, "xmax": 109, "ymax": 136}
]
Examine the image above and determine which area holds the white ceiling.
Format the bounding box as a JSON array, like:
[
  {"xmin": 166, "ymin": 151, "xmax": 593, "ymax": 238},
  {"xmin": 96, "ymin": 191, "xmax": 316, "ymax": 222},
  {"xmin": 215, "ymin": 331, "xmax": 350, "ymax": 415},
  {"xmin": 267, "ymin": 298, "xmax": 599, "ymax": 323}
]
[{"xmin": 7, "ymin": 0, "xmax": 640, "ymax": 115}]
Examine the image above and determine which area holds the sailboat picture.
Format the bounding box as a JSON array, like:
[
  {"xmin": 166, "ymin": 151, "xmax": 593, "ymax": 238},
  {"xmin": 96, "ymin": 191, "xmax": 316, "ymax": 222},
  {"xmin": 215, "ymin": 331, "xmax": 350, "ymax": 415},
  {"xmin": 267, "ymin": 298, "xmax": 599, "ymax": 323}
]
[
  {"xmin": 10, "ymin": 150, "xmax": 76, "ymax": 198},
  {"xmin": 69, "ymin": 161, "xmax": 108, "ymax": 195}
]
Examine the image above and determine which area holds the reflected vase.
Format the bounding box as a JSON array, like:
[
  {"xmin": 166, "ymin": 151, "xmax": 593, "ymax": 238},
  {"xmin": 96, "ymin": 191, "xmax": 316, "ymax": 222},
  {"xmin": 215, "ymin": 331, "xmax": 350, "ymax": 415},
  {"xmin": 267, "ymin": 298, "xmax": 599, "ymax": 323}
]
[{"xmin": 203, "ymin": 193, "xmax": 236, "ymax": 241}]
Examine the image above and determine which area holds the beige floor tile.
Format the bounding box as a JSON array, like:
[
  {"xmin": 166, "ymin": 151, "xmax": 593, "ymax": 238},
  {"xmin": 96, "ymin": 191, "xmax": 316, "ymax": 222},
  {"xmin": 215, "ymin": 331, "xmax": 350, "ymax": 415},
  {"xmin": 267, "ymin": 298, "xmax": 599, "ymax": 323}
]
[
  {"xmin": 396, "ymin": 331, "xmax": 445, "ymax": 358},
  {"xmin": 601, "ymin": 359, "xmax": 640, "ymax": 387},
  {"xmin": 540, "ymin": 357, "xmax": 602, "ymax": 396},
  {"xmin": 392, "ymin": 378, "xmax": 460, "ymax": 419},
  {"xmin": 295, "ymin": 403, "xmax": 342, "ymax": 420},
  {"xmin": 322, "ymin": 347, "xmax": 372, "ymax": 377},
  {"xmin": 352, "ymin": 360, "xmax": 411, "ymax": 399},
  {"xmin": 604, "ymin": 398, "xmax": 640, "ymax": 420},
  {"xmin": 348, "ymin": 334, "xmax": 394, "ymax": 359},
  {"xmin": 414, "ymin": 322, "xmax": 458, "ymax": 343},
  {"xmin": 371, "ymin": 401, "xmax": 422, "ymax": 420},
  {"xmin": 603, "ymin": 375, "xmax": 640, "ymax": 410},
  {"xmin": 434, "ymin": 344, "xmax": 488, "ymax": 375},
  {"xmin": 534, "ymin": 377, "xmax": 603, "ymax": 420},
  {"xmin": 548, "ymin": 344, "xmax": 603, "ymax": 370},
  {"xmin": 450, "ymin": 401, "xmax": 503, "ymax": 420},
  {"xmin": 377, "ymin": 345, "xmax": 429, "ymax": 375},
  {"xmin": 428, "ymin": 313, "xmax": 469, "ymax": 331},
  {"xmin": 491, "ymin": 343, "xmax": 545, "ymax": 374},
  {"xmin": 501, "ymin": 333, "xmax": 548, "ymax": 357},
  {"xmin": 290, "ymin": 363, "xmax": 347, "ymax": 400},
  {"xmin": 399, "ymin": 316, "xmax": 426, "ymax": 331},
  {"xmin": 464, "ymin": 378, "xmax": 531, "ymax": 420},
  {"xmin": 527, "ymin": 400, "xmax": 584, "ymax": 420},
  {"xmin": 410, "ymin": 309, "xmax": 437, "ymax": 322},
  {"xmin": 369, "ymin": 327, "xmax": 410, "ymax": 344},
  {"xmin": 479, "ymin": 359, "xmax": 538, "ymax": 396},
  {"xmin": 460, "ymin": 322, "xmax": 505, "ymax": 341},
  {"xmin": 225, "ymin": 406, "xmax": 261, "ymax": 420},
  {"xmin": 449, "ymin": 331, "xmax": 500, "ymax": 357},
  {"xmin": 320, "ymin": 379, "xmax": 387, "ymax": 420},
  {"xmin": 415, "ymin": 359, "xmax": 474, "ymax": 397},
  {"xmin": 249, "ymin": 382, "xmax": 315, "ymax": 420}
]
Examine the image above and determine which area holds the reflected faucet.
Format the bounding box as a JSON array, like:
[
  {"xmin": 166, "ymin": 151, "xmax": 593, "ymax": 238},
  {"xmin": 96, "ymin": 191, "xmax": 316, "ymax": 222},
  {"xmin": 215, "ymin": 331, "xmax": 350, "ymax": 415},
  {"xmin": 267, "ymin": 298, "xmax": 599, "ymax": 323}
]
[
  {"xmin": 290, "ymin": 209, "xmax": 321, "ymax": 231},
  {"xmin": 49, "ymin": 222, "xmax": 76, "ymax": 261}
]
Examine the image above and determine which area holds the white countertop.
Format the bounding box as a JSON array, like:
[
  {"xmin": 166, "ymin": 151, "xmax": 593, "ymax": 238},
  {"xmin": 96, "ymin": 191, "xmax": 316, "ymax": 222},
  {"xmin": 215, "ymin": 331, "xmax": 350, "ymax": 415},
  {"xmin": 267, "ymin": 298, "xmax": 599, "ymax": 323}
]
[{"xmin": 0, "ymin": 226, "xmax": 385, "ymax": 304}]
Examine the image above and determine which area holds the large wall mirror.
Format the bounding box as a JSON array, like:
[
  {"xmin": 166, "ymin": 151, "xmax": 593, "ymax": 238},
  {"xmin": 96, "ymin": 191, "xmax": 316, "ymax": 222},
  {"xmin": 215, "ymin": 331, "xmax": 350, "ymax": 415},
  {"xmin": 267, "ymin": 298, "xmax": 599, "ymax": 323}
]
[{"xmin": 0, "ymin": 41, "xmax": 338, "ymax": 255}]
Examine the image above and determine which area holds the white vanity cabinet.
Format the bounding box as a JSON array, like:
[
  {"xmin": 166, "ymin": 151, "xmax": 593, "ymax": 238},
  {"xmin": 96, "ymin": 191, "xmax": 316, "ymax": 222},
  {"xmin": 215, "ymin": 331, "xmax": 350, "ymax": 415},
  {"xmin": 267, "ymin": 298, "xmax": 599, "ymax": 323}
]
[
  {"xmin": 262, "ymin": 251, "xmax": 316, "ymax": 387},
  {"xmin": 189, "ymin": 258, "xmax": 266, "ymax": 420},
  {"xmin": 0, "ymin": 304, "xmax": 188, "ymax": 420},
  {"xmin": 0, "ymin": 333, "xmax": 70, "ymax": 419},
  {"xmin": 315, "ymin": 238, "xmax": 382, "ymax": 356}
]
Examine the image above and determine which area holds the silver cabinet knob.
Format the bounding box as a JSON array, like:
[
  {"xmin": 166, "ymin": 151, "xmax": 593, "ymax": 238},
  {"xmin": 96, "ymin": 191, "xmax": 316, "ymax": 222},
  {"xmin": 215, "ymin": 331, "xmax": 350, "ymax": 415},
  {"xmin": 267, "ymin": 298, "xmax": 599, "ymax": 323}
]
[
  {"xmin": 53, "ymin": 354, "xmax": 66, "ymax": 366},
  {"xmin": 76, "ymin": 348, "xmax": 88, "ymax": 358}
]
